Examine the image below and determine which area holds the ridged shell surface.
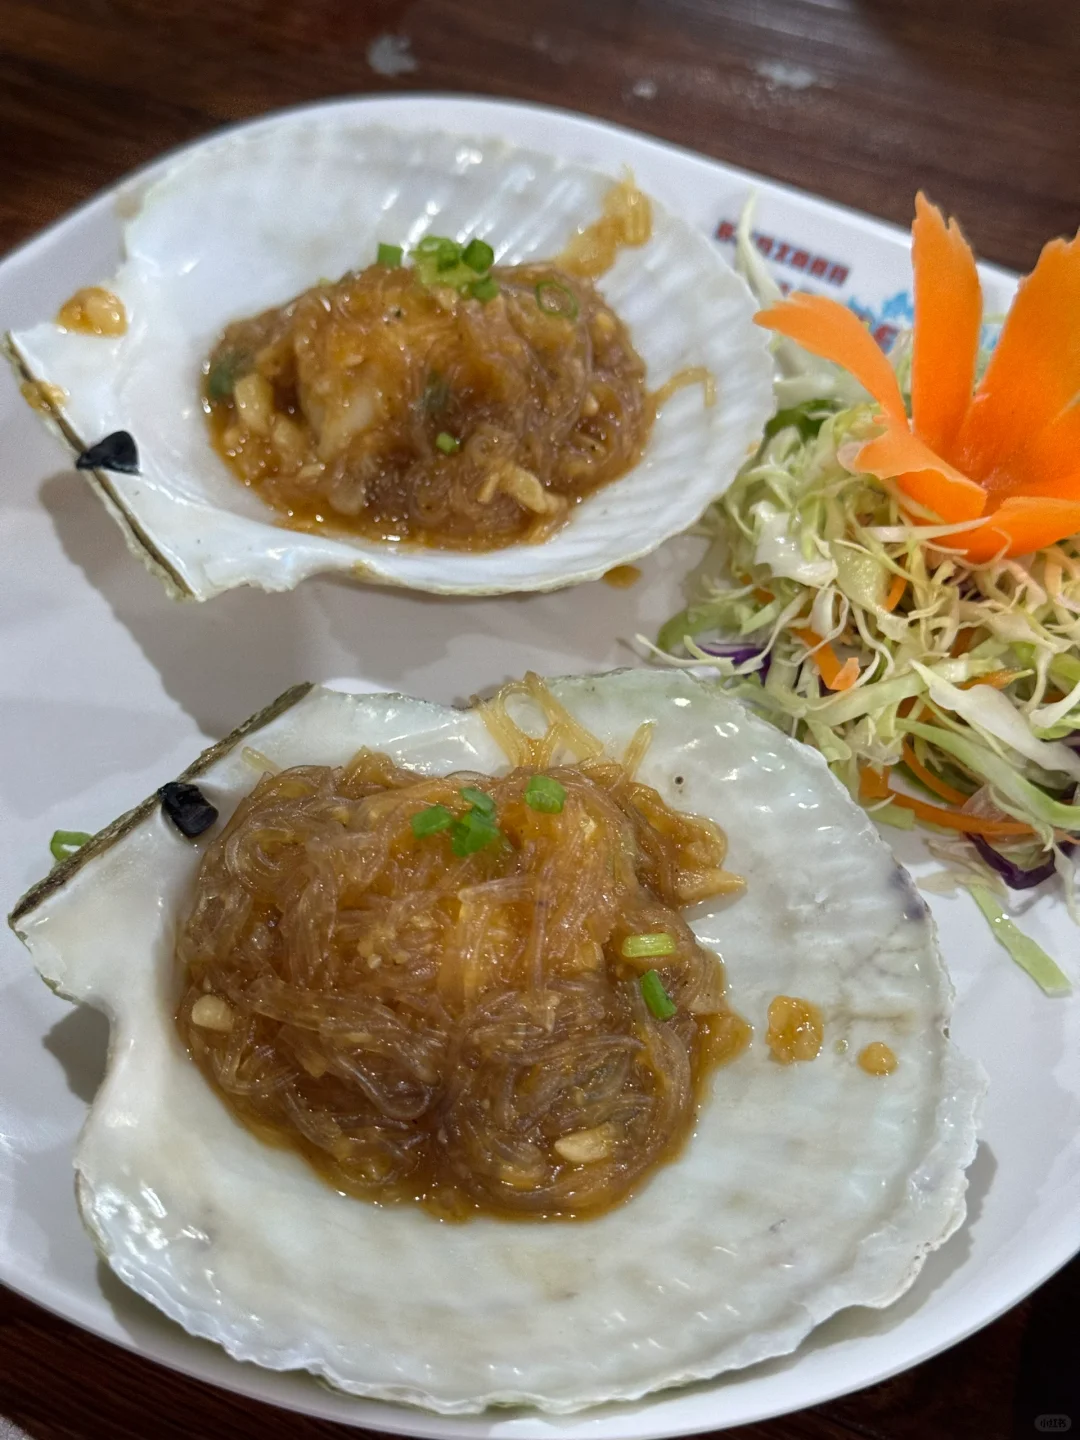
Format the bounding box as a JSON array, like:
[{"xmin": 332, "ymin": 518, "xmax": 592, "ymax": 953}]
[
  {"xmin": 12, "ymin": 671, "xmax": 983, "ymax": 1413},
  {"xmin": 8, "ymin": 116, "xmax": 775, "ymax": 599}
]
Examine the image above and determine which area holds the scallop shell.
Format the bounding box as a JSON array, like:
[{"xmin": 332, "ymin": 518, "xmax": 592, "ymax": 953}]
[
  {"xmin": 10, "ymin": 670, "xmax": 984, "ymax": 1414},
  {"xmin": 6, "ymin": 116, "xmax": 775, "ymax": 599}
]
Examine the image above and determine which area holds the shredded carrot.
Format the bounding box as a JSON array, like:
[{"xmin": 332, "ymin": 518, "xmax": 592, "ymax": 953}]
[
  {"xmin": 833, "ymin": 657, "xmax": 861, "ymax": 689},
  {"xmin": 859, "ymin": 767, "xmax": 1035, "ymax": 836},
  {"xmin": 753, "ymin": 587, "xmax": 774, "ymax": 604},
  {"xmin": 897, "ymin": 699, "xmax": 936, "ymax": 727},
  {"xmin": 754, "ymin": 293, "xmax": 907, "ymax": 423},
  {"xmin": 910, "ymin": 193, "xmax": 982, "ymax": 458},
  {"xmin": 857, "ymin": 767, "xmax": 895, "ymax": 801},
  {"xmin": 956, "ymin": 232, "xmax": 1080, "ymax": 485},
  {"xmin": 959, "ymin": 669, "xmax": 1020, "ymax": 690},
  {"xmin": 882, "ymin": 572, "xmax": 907, "ymax": 611},
  {"xmin": 793, "ymin": 627, "xmax": 860, "ymax": 691},
  {"xmin": 900, "ymin": 741, "xmax": 969, "ymax": 806},
  {"xmin": 951, "ymin": 629, "xmax": 978, "ymax": 657}
]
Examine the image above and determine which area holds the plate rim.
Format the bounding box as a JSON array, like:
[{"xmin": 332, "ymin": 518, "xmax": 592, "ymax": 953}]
[{"xmin": 1, "ymin": 88, "xmax": 1074, "ymax": 1440}]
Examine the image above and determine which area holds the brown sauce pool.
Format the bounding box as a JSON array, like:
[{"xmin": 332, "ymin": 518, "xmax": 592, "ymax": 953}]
[{"xmin": 175, "ymin": 732, "xmax": 750, "ymax": 1222}]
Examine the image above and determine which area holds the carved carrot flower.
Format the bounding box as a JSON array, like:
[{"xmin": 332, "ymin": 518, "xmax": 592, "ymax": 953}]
[{"xmin": 754, "ymin": 194, "xmax": 1080, "ymax": 563}]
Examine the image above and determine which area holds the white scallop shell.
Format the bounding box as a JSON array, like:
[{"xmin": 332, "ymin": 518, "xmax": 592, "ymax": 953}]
[
  {"xmin": 10, "ymin": 671, "xmax": 983, "ymax": 1414},
  {"xmin": 6, "ymin": 116, "xmax": 774, "ymax": 600}
]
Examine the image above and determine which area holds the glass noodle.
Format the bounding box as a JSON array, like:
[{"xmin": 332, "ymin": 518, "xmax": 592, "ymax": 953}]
[{"xmin": 175, "ymin": 676, "xmax": 749, "ymax": 1220}]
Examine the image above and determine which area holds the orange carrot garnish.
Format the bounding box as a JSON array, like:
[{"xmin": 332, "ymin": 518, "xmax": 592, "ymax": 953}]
[
  {"xmin": 1007, "ymin": 408, "xmax": 1080, "ymax": 496},
  {"xmin": 956, "ymin": 233, "xmax": 1080, "ymax": 484},
  {"xmin": 910, "ymin": 192, "xmax": 982, "ymax": 457},
  {"xmin": 960, "ymin": 496, "xmax": 1080, "ymax": 563},
  {"xmin": 856, "ymin": 412, "xmax": 986, "ymax": 523},
  {"xmin": 754, "ymin": 293, "xmax": 907, "ymax": 423},
  {"xmin": 793, "ymin": 627, "xmax": 860, "ymax": 690},
  {"xmin": 755, "ymin": 200, "xmax": 1080, "ymax": 561}
]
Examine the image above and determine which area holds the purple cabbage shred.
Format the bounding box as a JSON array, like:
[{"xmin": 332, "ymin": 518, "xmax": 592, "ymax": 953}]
[{"xmin": 969, "ymin": 834, "xmax": 1059, "ymax": 890}]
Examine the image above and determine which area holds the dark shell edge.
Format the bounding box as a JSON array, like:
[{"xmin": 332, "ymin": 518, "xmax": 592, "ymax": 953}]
[
  {"xmin": 8, "ymin": 682, "xmax": 314, "ymax": 930},
  {"xmin": 3, "ymin": 333, "xmax": 195, "ymax": 599}
]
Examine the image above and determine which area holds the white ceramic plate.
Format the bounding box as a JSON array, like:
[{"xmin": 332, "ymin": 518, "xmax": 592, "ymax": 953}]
[{"xmin": 1, "ymin": 95, "xmax": 1077, "ymax": 1437}]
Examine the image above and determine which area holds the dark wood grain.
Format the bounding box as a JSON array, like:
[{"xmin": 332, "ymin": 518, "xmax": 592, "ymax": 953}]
[
  {"xmin": 1, "ymin": 1, "xmax": 1078, "ymax": 1436},
  {"xmin": 3, "ymin": 1254, "xmax": 1080, "ymax": 1439},
  {"xmin": 1, "ymin": 0, "xmax": 1079, "ymax": 269}
]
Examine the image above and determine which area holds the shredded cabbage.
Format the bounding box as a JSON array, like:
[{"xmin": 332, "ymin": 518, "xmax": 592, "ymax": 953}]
[
  {"xmin": 652, "ymin": 207, "xmax": 1079, "ymax": 993},
  {"xmin": 968, "ymin": 888, "xmax": 1071, "ymax": 997}
]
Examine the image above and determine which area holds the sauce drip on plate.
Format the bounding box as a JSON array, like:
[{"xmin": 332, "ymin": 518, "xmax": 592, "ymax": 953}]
[
  {"xmin": 858, "ymin": 1041, "xmax": 899, "ymax": 1076},
  {"xmin": 56, "ymin": 287, "xmax": 127, "ymax": 336},
  {"xmin": 602, "ymin": 564, "xmax": 642, "ymax": 588},
  {"xmin": 766, "ymin": 995, "xmax": 824, "ymax": 1063}
]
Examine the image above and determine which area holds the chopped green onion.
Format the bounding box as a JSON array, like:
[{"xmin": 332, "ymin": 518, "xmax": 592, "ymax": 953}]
[
  {"xmin": 467, "ymin": 276, "xmax": 499, "ymax": 303},
  {"xmin": 410, "ymin": 804, "xmax": 454, "ymax": 838},
  {"xmin": 462, "ymin": 238, "xmax": 494, "ymax": 273},
  {"xmin": 435, "ymin": 239, "xmax": 463, "ymax": 271},
  {"xmin": 535, "ymin": 279, "xmax": 579, "ymax": 320},
  {"xmin": 525, "ymin": 775, "xmax": 566, "ymax": 813},
  {"xmin": 205, "ymin": 355, "xmax": 244, "ymax": 401},
  {"xmin": 459, "ymin": 786, "xmax": 496, "ymax": 816},
  {"xmin": 435, "ymin": 431, "xmax": 460, "ymax": 455},
  {"xmin": 416, "ymin": 234, "xmax": 451, "ymax": 256},
  {"xmin": 450, "ymin": 808, "xmax": 501, "ymax": 857},
  {"xmin": 622, "ymin": 932, "xmax": 676, "ymax": 959},
  {"xmin": 969, "ymin": 886, "xmax": 1072, "ymax": 996},
  {"xmin": 50, "ymin": 830, "xmax": 91, "ymax": 864},
  {"xmin": 640, "ymin": 970, "xmax": 677, "ymax": 1020},
  {"xmin": 376, "ymin": 242, "xmax": 403, "ymax": 268}
]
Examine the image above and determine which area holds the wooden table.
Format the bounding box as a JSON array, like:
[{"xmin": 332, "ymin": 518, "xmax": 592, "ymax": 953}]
[{"xmin": 1, "ymin": 2, "xmax": 1078, "ymax": 1436}]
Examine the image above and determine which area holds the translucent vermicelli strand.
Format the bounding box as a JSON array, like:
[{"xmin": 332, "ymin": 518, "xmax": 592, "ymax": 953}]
[{"xmin": 175, "ymin": 680, "xmax": 749, "ymax": 1220}]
